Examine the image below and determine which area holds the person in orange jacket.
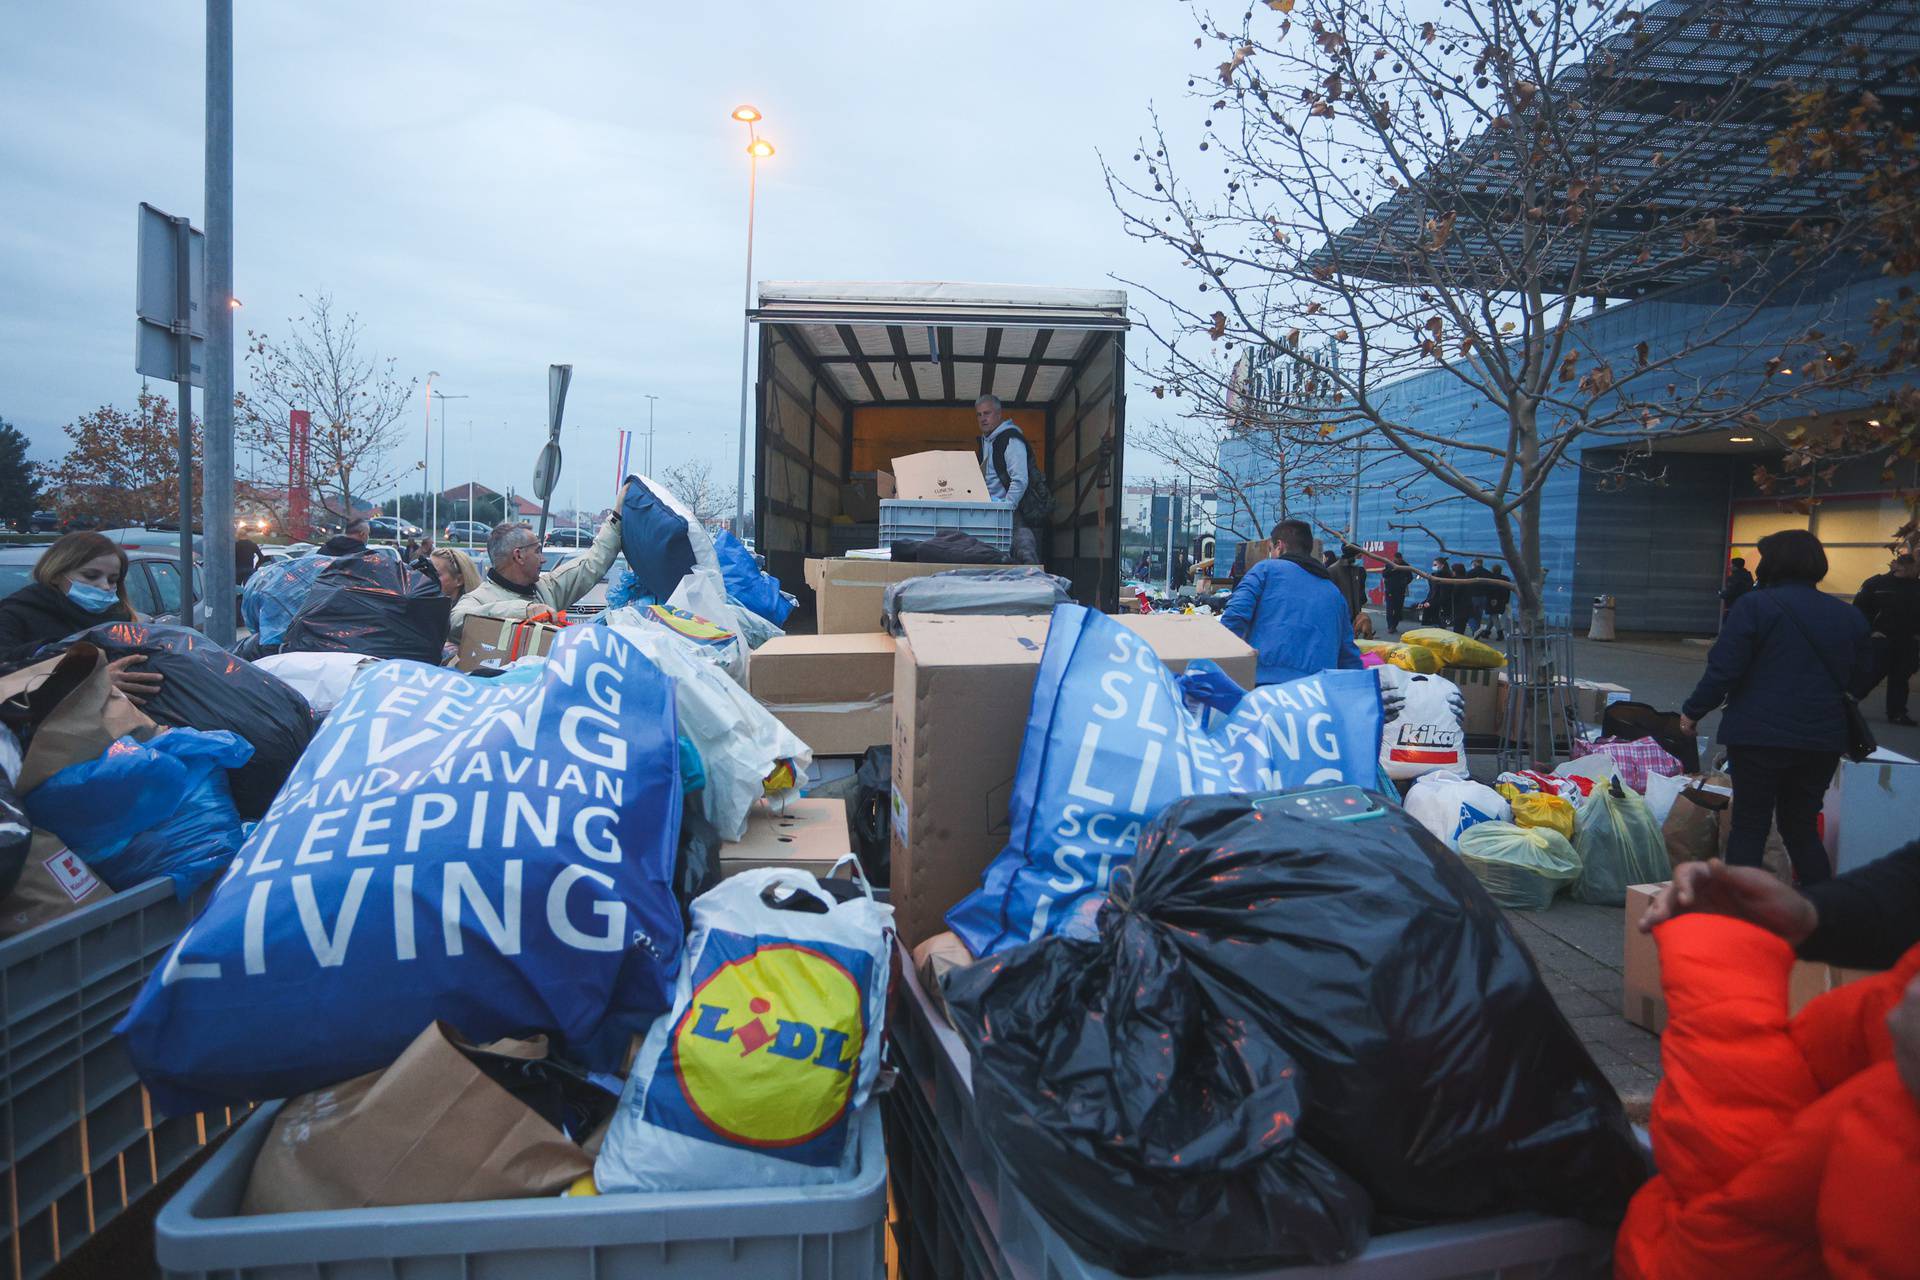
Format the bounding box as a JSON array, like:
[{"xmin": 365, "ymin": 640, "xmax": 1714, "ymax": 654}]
[{"xmin": 1618, "ymin": 891, "xmax": 1920, "ymax": 1278}]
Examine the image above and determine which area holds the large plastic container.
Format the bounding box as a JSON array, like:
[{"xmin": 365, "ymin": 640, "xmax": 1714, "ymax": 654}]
[
  {"xmin": 154, "ymin": 1100, "xmax": 889, "ymax": 1280},
  {"xmin": 887, "ymin": 945, "xmax": 1618, "ymax": 1280},
  {"xmin": 1, "ymin": 878, "xmax": 246, "ymax": 1280},
  {"xmin": 879, "ymin": 500, "xmax": 1014, "ymax": 554}
]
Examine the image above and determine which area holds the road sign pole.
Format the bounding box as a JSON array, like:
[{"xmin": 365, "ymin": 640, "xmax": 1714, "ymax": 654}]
[
  {"xmin": 173, "ymin": 216, "xmax": 195, "ymax": 603},
  {"xmin": 202, "ymin": 0, "xmax": 236, "ymax": 645}
]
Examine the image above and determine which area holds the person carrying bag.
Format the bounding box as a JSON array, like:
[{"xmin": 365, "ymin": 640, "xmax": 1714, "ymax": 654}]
[{"xmin": 1680, "ymin": 530, "xmax": 1873, "ymax": 886}]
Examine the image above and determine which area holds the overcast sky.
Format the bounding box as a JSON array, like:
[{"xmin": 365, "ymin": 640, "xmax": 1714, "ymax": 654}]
[{"xmin": 1, "ymin": 0, "xmax": 1224, "ymax": 510}]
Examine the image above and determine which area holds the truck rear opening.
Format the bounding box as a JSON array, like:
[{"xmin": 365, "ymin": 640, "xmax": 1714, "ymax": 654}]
[{"xmin": 749, "ymin": 282, "xmax": 1128, "ymax": 616}]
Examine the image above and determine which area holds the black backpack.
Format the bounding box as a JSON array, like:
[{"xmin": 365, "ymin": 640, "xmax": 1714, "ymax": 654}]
[{"xmin": 988, "ymin": 428, "xmax": 1056, "ymax": 527}]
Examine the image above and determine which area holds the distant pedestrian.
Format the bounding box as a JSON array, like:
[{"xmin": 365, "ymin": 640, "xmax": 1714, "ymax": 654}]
[
  {"xmin": 1855, "ymin": 552, "xmax": 1920, "ymax": 727},
  {"xmin": 320, "ymin": 518, "xmax": 371, "ymax": 557},
  {"xmin": 1679, "ymin": 529, "xmax": 1872, "ymax": 885},
  {"xmin": 1720, "ymin": 555, "xmax": 1755, "ymax": 624},
  {"xmin": 1487, "ymin": 564, "xmax": 1512, "ymax": 640},
  {"xmin": 1328, "ymin": 546, "xmax": 1367, "ymax": 622},
  {"xmin": 1462, "ymin": 556, "xmax": 1489, "ymax": 635},
  {"xmin": 234, "ymin": 536, "xmax": 263, "ymax": 584},
  {"xmin": 1383, "ymin": 552, "xmax": 1414, "ymax": 631},
  {"xmin": 1448, "ymin": 561, "xmax": 1470, "ymax": 631}
]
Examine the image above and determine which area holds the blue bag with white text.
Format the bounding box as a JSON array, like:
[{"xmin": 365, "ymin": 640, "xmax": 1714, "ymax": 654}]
[
  {"xmin": 946, "ymin": 606, "xmax": 1382, "ymax": 957},
  {"xmin": 117, "ymin": 626, "xmax": 685, "ymax": 1113},
  {"xmin": 712, "ymin": 528, "xmax": 795, "ymax": 626}
]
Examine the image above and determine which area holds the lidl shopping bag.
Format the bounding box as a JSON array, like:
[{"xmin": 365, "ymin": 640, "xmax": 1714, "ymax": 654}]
[
  {"xmin": 596, "ymin": 865, "xmax": 892, "ymax": 1192},
  {"xmin": 118, "ymin": 626, "xmax": 685, "ymax": 1113},
  {"xmin": 946, "ymin": 606, "xmax": 1382, "ymax": 958}
]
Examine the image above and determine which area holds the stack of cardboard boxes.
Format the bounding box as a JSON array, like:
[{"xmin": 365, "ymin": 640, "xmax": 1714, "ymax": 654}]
[{"xmin": 747, "ymin": 607, "xmax": 1257, "ymax": 945}]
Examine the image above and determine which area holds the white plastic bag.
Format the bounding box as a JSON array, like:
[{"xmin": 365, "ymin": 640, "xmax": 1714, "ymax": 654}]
[
  {"xmin": 602, "ymin": 596, "xmax": 749, "ymax": 689},
  {"xmin": 1403, "ymin": 770, "xmax": 1511, "ymax": 849},
  {"xmin": 602, "ymin": 624, "xmax": 808, "ymax": 841},
  {"xmin": 595, "ymin": 863, "xmax": 893, "ymax": 1193},
  {"xmin": 1377, "ymin": 668, "xmax": 1467, "ymax": 780},
  {"xmin": 250, "ymin": 651, "xmax": 381, "ymax": 716},
  {"xmin": 1640, "ymin": 770, "xmax": 1693, "ymax": 829}
]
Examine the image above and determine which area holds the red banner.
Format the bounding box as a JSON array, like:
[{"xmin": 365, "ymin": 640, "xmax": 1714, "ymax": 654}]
[{"xmin": 288, "ymin": 410, "xmax": 311, "ymax": 540}]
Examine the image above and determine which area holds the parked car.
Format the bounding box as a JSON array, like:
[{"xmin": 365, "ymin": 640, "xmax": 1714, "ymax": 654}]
[
  {"xmin": 543, "ymin": 526, "xmax": 595, "ymax": 548},
  {"xmin": 0, "ymin": 546, "xmax": 208, "ymax": 630},
  {"xmin": 368, "ymin": 516, "xmax": 424, "ymax": 541},
  {"xmin": 27, "ymin": 511, "xmax": 61, "ymax": 533},
  {"xmin": 442, "ymin": 520, "xmax": 490, "ymax": 544}
]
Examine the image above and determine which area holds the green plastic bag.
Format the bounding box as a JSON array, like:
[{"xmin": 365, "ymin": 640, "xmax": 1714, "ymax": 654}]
[
  {"xmin": 1571, "ymin": 777, "xmax": 1669, "ymax": 906},
  {"xmin": 1456, "ymin": 821, "xmax": 1581, "ymax": 911}
]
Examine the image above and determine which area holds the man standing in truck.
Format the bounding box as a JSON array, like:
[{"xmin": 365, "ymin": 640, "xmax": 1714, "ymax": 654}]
[{"xmin": 978, "ymin": 394, "xmax": 1042, "ymax": 565}]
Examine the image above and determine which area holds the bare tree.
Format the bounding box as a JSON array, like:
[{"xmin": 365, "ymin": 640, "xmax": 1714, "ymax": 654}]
[
  {"xmin": 656, "ymin": 460, "xmax": 736, "ymax": 528},
  {"xmin": 1111, "ymin": 0, "xmax": 1910, "ymax": 637},
  {"xmin": 237, "ymin": 292, "xmax": 415, "ymax": 525}
]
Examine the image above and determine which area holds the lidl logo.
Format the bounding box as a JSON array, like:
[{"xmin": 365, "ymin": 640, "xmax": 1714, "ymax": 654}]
[
  {"xmin": 665, "ymin": 942, "xmax": 865, "ymax": 1149},
  {"xmin": 644, "ymin": 604, "xmax": 736, "ymax": 648}
]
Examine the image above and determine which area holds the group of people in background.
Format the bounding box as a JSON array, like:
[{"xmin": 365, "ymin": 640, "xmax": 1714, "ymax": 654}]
[{"xmin": 1406, "ymin": 555, "xmax": 1512, "ymax": 638}]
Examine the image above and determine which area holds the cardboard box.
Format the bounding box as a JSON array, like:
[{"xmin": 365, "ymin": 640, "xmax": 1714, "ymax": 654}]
[
  {"xmin": 1621, "ymin": 883, "xmax": 1880, "ymax": 1032},
  {"xmin": 718, "ymin": 798, "xmax": 853, "ymax": 880},
  {"xmin": 1573, "ymin": 679, "xmax": 1631, "ymax": 726},
  {"xmin": 889, "ymin": 613, "xmax": 1257, "ymax": 948},
  {"xmin": 750, "ymin": 634, "xmax": 897, "ymax": 758},
  {"xmin": 1823, "ymin": 750, "xmax": 1920, "ymax": 876},
  {"xmin": 885, "ymin": 450, "xmax": 990, "ymax": 503},
  {"xmin": 804, "ymin": 558, "xmax": 989, "ymax": 634},
  {"xmin": 455, "ymin": 615, "xmax": 565, "ymax": 671},
  {"xmin": 1442, "ymin": 665, "xmax": 1504, "ymax": 738}
]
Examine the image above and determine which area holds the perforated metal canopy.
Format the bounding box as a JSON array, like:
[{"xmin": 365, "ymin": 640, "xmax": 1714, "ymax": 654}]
[
  {"xmin": 751, "ymin": 282, "xmax": 1129, "ymax": 406},
  {"xmin": 1311, "ymin": 0, "xmax": 1920, "ymax": 294}
]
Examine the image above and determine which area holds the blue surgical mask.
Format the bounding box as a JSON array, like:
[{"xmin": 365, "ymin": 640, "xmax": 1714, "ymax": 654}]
[{"xmin": 66, "ymin": 582, "xmax": 119, "ymax": 613}]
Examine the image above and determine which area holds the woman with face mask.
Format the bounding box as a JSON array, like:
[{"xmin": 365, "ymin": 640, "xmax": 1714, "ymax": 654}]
[{"xmin": 0, "ymin": 532, "xmax": 164, "ymax": 702}]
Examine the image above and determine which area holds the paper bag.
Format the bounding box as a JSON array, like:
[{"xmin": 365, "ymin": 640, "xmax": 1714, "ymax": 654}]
[
  {"xmin": 913, "ymin": 930, "xmax": 976, "ymax": 1027},
  {"xmin": 241, "ymin": 1022, "xmax": 596, "ymax": 1214},
  {"xmin": 1661, "ymin": 785, "xmax": 1727, "ymax": 866},
  {"xmin": 0, "ymin": 832, "xmax": 106, "ymax": 938},
  {"xmin": 0, "ymin": 647, "xmax": 157, "ymax": 935}
]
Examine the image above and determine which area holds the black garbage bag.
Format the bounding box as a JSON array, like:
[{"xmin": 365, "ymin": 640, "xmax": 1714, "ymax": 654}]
[
  {"xmin": 44, "ymin": 623, "xmax": 314, "ymax": 820},
  {"xmin": 880, "ymin": 568, "xmax": 1072, "ymax": 635},
  {"xmin": 943, "ymin": 898, "xmax": 1372, "ymax": 1276},
  {"xmin": 889, "ymin": 530, "xmax": 1008, "ymax": 565},
  {"xmin": 849, "ymin": 745, "xmax": 891, "ymax": 887},
  {"xmin": 1037, "ymin": 789, "xmax": 1646, "ymax": 1229},
  {"xmin": 281, "ymin": 552, "xmax": 450, "ymax": 664}
]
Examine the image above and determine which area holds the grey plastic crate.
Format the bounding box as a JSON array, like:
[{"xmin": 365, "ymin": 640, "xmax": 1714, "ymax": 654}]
[
  {"xmin": 1, "ymin": 877, "xmax": 245, "ymax": 1280},
  {"xmin": 155, "ymin": 1099, "xmax": 889, "ymax": 1279},
  {"xmin": 879, "ymin": 501, "xmax": 1014, "ymax": 553},
  {"xmin": 887, "ymin": 945, "xmax": 1617, "ymax": 1280}
]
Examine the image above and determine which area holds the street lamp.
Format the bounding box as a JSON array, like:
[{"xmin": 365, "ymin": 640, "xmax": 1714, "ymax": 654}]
[
  {"xmin": 732, "ymin": 105, "xmax": 773, "ymax": 536},
  {"xmin": 422, "ymin": 370, "xmax": 439, "ymax": 544},
  {"xmin": 643, "ymin": 394, "xmax": 660, "ymax": 475},
  {"xmin": 431, "ymin": 387, "xmax": 469, "ymax": 539}
]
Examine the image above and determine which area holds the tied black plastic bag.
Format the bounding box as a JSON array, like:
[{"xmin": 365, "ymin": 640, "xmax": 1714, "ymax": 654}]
[
  {"xmin": 943, "ymin": 888, "xmax": 1372, "ymax": 1275},
  {"xmin": 1029, "ymin": 790, "xmax": 1647, "ymax": 1230},
  {"xmin": 45, "ymin": 623, "xmax": 314, "ymax": 820},
  {"xmin": 281, "ymin": 552, "xmax": 451, "ymax": 664},
  {"xmin": 880, "ymin": 568, "xmax": 1071, "ymax": 635}
]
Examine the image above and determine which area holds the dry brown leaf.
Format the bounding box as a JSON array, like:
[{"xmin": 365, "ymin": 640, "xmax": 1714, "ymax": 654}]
[
  {"xmin": 1265, "ymin": 0, "xmax": 1296, "ymax": 10},
  {"xmin": 1208, "ymin": 311, "xmax": 1228, "ymax": 340},
  {"xmin": 1557, "ymin": 351, "xmax": 1578, "ymax": 382}
]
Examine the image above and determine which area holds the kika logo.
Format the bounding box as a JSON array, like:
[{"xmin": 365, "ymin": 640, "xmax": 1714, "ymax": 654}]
[
  {"xmin": 643, "ymin": 604, "xmax": 736, "ymax": 647},
  {"xmin": 670, "ymin": 943, "xmax": 864, "ymax": 1148}
]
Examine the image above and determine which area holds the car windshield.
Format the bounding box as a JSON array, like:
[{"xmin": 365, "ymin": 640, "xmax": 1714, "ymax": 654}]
[{"xmin": 0, "ymin": 565, "xmax": 35, "ymax": 597}]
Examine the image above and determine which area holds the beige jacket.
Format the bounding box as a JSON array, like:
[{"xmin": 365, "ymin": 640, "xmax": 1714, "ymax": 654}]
[{"xmin": 448, "ymin": 518, "xmax": 621, "ymax": 640}]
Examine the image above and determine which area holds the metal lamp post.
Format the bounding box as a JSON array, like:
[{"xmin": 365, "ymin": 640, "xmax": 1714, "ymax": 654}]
[
  {"xmin": 643, "ymin": 393, "xmax": 660, "ymax": 476},
  {"xmin": 732, "ymin": 106, "xmax": 773, "ymax": 537},
  {"xmin": 431, "ymin": 387, "xmax": 467, "ymax": 539}
]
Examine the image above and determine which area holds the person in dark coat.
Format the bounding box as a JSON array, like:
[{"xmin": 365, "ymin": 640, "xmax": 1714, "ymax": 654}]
[
  {"xmin": 1446, "ymin": 561, "xmax": 1470, "ymax": 631},
  {"xmin": 1855, "ymin": 552, "xmax": 1920, "ymax": 726},
  {"xmin": 1680, "ymin": 529, "xmax": 1874, "ymax": 885},
  {"xmin": 319, "ymin": 517, "xmax": 371, "ymax": 557},
  {"xmin": 0, "ymin": 532, "xmax": 163, "ymax": 701},
  {"xmin": 1720, "ymin": 556, "xmax": 1755, "ymax": 624},
  {"xmin": 1383, "ymin": 552, "xmax": 1414, "ymax": 632},
  {"xmin": 1486, "ymin": 564, "xmax": 1512, "ymax": 640}
]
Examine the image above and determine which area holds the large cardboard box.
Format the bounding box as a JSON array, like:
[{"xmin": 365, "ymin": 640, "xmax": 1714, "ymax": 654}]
[
  {"xmin": 889, "ymin": 613, "xmax": 1258, "ymax": 948},
  {"xmin": 454, "ymin": 615, "xmax": 564, "ymax": 672},
  {"xmin": 1442, "ymin": 666, "xmax": 1504, "ymax": 737},
  {"xmin": 750, "ymin": 634, "xmax": 897, "ymax": 758},
  {"xmin": 804, "ymin": 558, "xmax": 987, "ymax": 634},
  {"xmin": 1621, "ymin": 883, "xmax": 1879, "ymax": 1032},
  {"xmin": 885, "ymin": 450, "xmax": 990, "ymax": 502},
  {"xmin": 718, "ymin": 798, "xmax": 853, "ymax": 881}
]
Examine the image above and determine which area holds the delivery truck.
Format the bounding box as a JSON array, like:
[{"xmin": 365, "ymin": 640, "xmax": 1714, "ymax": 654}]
[{"xmin": 749, "ymin": 281, "xmax": 1128, "ymax": 614}]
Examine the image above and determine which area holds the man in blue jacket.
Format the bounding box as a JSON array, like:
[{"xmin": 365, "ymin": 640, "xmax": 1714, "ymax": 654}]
[{"xmin": 1221, "ymin": 519, "xmax": 1363, "ymax": 685}]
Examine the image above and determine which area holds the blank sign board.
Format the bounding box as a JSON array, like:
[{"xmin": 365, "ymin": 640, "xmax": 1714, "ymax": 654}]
[{"xmin": 135, "ymin": 201, "xmax": 206, "ymax": 386}]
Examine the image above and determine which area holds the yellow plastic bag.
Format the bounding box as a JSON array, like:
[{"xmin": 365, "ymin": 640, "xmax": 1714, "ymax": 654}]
[
  {"xmin": 1497, "ymin": 786, "xmax": 1576, "ymax": 841},
  {"xmin": 1400, "ymin": 627, "xmax": 1506, "ymax": 670},
  {"xmin": 1357, "ymin": 639, "xmax": 1443, "ymax": 673}
]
